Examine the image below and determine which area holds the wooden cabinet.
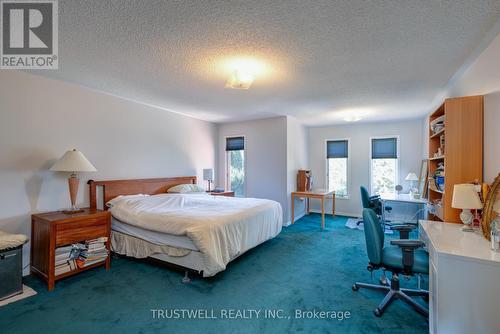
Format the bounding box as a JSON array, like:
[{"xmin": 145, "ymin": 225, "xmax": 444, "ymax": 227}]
[
  {"xmin": 427, "ymin": 95, "xmax": 483, "ymax": 223},
  {"xmin": 31, "ymin": 208, "xmax": 111, "ymax": 291},
  {"xmin": 420, "ymin": 221, "xmax": 500, "ymax": 334}
]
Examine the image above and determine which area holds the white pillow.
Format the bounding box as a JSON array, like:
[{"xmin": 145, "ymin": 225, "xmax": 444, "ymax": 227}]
[
  {"xmin": 106, "ymin": 194, "xmax": 149, "ymax": 208},
  {"xmin": 167, "ymin": 184, "xmax": 205, "ymax": 193}
]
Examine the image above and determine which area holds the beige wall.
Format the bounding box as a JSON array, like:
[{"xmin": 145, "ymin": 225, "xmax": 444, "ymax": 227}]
[
  {"xmin": 423, "ymin": 31, "xmax": 500, "ymax": 183},
  {"xmin": 286, "ymin": 116, "xmax": 308, "ymax": 224},
  {"xmin": 0, "ymin": 71, "xmax": 217, "ymax": 273},
  {"xmin": 308, "ymin": 119, "xmax": 423, "ymax": 217},
  {"xmin": 217, "ymin": 117, "xmax": 288, "ymax": 219}
]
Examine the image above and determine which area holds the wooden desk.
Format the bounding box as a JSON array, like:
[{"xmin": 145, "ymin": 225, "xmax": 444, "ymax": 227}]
[
  {"xmin": 380, "ymin": 193, "xmax": 428, "ymax": 223},
  {"xmin": 291, "ymin": 190, "xmax": 335, "ymax": 229}
]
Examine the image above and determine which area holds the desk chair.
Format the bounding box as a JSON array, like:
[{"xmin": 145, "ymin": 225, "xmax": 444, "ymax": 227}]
[
  {"xmin": 352, "ymin": 208, "xmax": 429, "ymax": 317},
  {"xmin": 359, "ymin": 186, "xmax": 416, "ymax": 239},
  {"xmin": 360, "ymin": 186, "xmax": 392, "ymax": 216}
]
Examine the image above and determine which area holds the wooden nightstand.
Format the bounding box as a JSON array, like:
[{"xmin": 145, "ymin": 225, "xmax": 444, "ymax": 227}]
[
  {"xmin": 31, "ymin": 208, "xmax": 111, "ymax": 291},
  {"xmin": 210, "ymin": 191, "xmax": 235, "ymax": 197}
]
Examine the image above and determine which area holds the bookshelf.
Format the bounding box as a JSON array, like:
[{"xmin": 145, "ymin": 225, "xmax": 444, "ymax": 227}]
[{"xmin": 427, "ymin": 96, "xmax": 483, "ymax": 223}]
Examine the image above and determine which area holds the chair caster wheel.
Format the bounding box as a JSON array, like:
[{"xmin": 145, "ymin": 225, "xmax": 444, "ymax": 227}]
[
  {"xmin": 352, "ymin": 284, "xmax": 359, "ymax": 291},
  {"xmin": 373, "ymin": 308, "xmax": 382, "ymax": 317}
]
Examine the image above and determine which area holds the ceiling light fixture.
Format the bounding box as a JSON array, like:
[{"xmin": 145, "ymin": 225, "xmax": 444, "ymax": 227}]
[
  {"xmin": 336, "ymin": 108, "xmax": 374, "ymax": 122},
  {"xmin": 225, "ymin": 70, "xmax": 254, "ymax": 89},
  {"xmin": 343, "ymin": 115, "xmax": 363, "ymax": 122},
  {"xmin": 223, "ymin": 57, "xmax": 268, "ymax": 89}
]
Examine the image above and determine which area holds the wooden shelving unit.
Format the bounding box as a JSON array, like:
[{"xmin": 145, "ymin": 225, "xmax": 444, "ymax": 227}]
[
  {"xmin": 31, "ymin": 209, "xmax": 111, "ymax": 290},
  {"xmin": 427, "ymin": 96, "xmax": 484, "ymax": 223}
]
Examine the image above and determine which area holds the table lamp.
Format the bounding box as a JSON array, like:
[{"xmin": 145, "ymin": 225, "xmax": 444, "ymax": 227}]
[
  {"xmin": 203, "ymin": 168, "xmax": 214, "ymax": 192},
  {"xmin": 405, "ymin": 172, "xmax": 419, "ymax": 194},
  {"xmin": 50, "ymin": 149, "xmax": 96, "ymax": 214},
  {"xmin": 452, "ymin": 184, "xmax": 482, "ymax": 232}
]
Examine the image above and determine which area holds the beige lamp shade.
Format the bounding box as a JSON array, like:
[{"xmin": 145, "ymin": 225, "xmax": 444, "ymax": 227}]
[
  {"xmin": 50, "ymin": 149, "xmax": 97, "ymax": 173},
  {"xmin": 452, "ymin": 184, "xmax": 482, "ymax": 209},
  {"xmin": 405, "ymin": 172, "xmax": 419, "ymax": 181},
  {"xmin": 203, "ymin": 168, "xmax": 214, "ymax": 181}
]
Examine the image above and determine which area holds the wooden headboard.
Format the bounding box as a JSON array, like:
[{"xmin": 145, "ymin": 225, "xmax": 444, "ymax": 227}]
[{"xmin": 88, "ymin": 176, "xmax": 197, "ymax": 209}]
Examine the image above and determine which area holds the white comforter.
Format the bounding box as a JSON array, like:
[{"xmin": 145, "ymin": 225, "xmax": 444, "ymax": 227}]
[{"xmin": 108, "ymin": 193, "xmax": 283, "ymax": 276}]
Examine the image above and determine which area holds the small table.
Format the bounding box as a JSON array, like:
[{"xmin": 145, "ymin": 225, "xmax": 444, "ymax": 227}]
[
  {"xmin": 31, "ymin": 208, "xmax": 111, "ymax": 291},
  {"xmin": 291, "ymin": 189, "xmax": 335, "ymax": 229}
]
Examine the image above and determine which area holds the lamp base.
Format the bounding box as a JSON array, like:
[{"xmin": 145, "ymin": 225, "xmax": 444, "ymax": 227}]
[
  {"xmin": 461, "ymin": 225, "xmax": 474, "ymax": 232},
  {"xmin": 62, "ymin": 208, "xmax": 84, "ymax": 215},
  {"xmin": 460, "ymin": 209, "xmax": 474, "ymax": 232}
]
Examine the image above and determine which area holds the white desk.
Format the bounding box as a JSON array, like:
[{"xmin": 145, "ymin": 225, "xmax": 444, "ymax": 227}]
[
  {"xmin": 419, "ymin": 220, "xmax": 500, "ymax": 334},
  {"xmin": 380, "ymin": 193, "xmax": 427, "ymax": 223}
]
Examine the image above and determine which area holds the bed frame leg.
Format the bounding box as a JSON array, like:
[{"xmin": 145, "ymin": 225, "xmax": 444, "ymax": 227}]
[{"xmin": 182, "ymin": 271, "xmax": 192, "ymax": 284}]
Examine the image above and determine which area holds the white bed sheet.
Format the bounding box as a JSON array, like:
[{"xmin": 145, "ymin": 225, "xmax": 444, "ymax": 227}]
[
  {"xmin": 112, "ymin": 217, "xmax": 198, "ymax": 251},
  {"xmin": 108, "ymin": 193, "xmax": 282, "ymax": 276}
]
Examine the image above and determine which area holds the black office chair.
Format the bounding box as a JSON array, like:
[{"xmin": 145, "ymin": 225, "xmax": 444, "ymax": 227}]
[
  {"xmin": 352, "ymin": 208, "xmax": 429, "ymax": 317},
  {"xmin": 360, "ymin": 186, "xmax": 392, "ymax": 216},
  {"xmin": 359, "ymin": 186, "xmax": 416, "ymax": 239}
]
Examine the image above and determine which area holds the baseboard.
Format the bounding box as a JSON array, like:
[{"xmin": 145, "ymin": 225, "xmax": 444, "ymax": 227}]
[
  {"xmin": 308, "ymin": 209, "xmax": 360, "ymax": 218},
  {"xmin": 286, "ymin": 211, "xmax": 306, "ymax": 226}
]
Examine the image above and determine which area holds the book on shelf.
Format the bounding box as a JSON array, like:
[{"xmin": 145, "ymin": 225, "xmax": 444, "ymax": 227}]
[
  {"xmin": 55, "ymin": 259, "xmax": 77, "ymax": 276},
  {"xmin": 54, "ymin": 236, "xmax": 109, "ymax": 272}
]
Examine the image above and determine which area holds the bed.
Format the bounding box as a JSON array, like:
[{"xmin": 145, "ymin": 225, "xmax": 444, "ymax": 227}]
[{"xmin": 88, "ymin": 177, "xmax": 283, "ymax": 279}]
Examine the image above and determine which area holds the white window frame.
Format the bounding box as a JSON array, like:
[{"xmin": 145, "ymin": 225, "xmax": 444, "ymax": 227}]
[
  {"xmin": 225, "ymin": 135, "xmax": 246, "ymax": 197},
  {"xmin": 369, "ymin": 135, "xmax": 400, "ymax": 196},
  {"xmin": 325, "ymin": 138, "xmax": 351, "ymax": 199}
]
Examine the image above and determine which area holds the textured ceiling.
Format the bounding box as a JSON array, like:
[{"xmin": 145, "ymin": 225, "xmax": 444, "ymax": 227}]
[{"xmin": 33, "ymin": 0, "xmax": 500, "ymax": 125}]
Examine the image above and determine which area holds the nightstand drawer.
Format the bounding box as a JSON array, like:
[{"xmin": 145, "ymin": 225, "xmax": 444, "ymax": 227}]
[{"xmin": 56, "ymin": 218, "xmax": 108, "ymax": 246}]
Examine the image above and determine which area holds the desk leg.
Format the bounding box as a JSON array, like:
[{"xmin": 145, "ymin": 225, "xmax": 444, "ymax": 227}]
[
  {"xmin": 307, "ymin": 198, "xmax": 310, "ymax": 215},
  {"xmin": 321, "ymin": 197, "xmax": 325, "ymax": 229},
  {"xmin": 332, "ymin": 195, "xmax": 335, "ymax": 217},
  {"xmin": 291, "ymin": 194, "xmax": 295, "ymax": 224},
  {"xmin": 381, "ymin": 200, "xmax": 386, "ymax": 230},
  {"xmin": 422, "ymin": 202, "xmax": 428, "ymax": 220}
]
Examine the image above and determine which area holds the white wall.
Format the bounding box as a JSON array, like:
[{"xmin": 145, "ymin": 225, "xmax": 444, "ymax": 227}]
[
  {"xmin": 308, "ymin": 119, "xmax": 423, "ymax": 217},
  {"xmin": 423, "ymin": 31, "xmax": 500, "ymax": 183},
  {"xmin": 217, "ymin": 117, "xmax": 288, "ymax": 219},
  {"xmin": 0, "ymin": 71, "xmax": 217, "ymax": 273},
  {"xmin": 286, "ymin": 116, "xmax": 308, "ymax": 224}
]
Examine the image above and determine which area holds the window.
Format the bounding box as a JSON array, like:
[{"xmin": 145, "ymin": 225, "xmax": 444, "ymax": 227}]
[
  {"xmin": 370, "ymin": 137, "xmax": 398, "ymax": 195},
  {"xmin": 225, "ymin": 136, "xmax": 245, "ymax": 197},
  {"xmin": 326, "ymin": 139, "xmax": 349, "ymax": 198}
]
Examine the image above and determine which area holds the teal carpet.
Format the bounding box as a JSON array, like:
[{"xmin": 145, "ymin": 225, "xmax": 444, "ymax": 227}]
[{"xmin": 0, "ymin": 214, "xmax": 428, "ymax": 334}]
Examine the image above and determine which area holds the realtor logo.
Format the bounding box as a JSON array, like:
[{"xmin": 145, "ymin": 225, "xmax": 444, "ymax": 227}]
[{"xmin": 1, "ymin": 0, "xmax": 58, "ymax": 69}]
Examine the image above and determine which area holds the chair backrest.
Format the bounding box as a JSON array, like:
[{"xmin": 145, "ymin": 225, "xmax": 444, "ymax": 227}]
[
  {"xmin": 360, "ymin": 186, "xmax": 371, "ymax": 208},
  {"xmin": 362, "ymin": 208, "xmax": 385, "ymax": 265}
]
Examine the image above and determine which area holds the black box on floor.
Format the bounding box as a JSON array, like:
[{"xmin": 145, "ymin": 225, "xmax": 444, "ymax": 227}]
[{"xmin": 0, "ymin": 245, "xmax": 23, "ymax": 301}]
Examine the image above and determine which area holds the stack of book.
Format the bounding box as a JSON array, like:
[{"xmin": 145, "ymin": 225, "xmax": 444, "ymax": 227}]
[
  {"xmin": 54, "ymin": 245, "xmax": 78, "ymax": 276},
  {"xmin": 76, "ymin": 237, "xmax": 109, "ymax": 268}
]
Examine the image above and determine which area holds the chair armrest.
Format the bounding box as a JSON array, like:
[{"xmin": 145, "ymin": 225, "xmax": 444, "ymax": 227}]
[
  {"xmin": 390, "ymin": 239, "xmax": 424, "ymax": 248},
  {"xmin": 389, "ymin": 224, "xmax": 416, "ymax": 232},
  {"xmin": 369, "ymin": 195, "xmax": 381, "ymax": 200},
  {"xmin": 390, "ymin": 239, "xmax": 425, "ymax": 273}
]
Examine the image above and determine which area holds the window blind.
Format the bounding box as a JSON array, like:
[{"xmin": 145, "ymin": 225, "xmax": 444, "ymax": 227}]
[
  {"xmin": 371, "ymin": 138, "xmax": 397, "ymax": 159},
  {"xmin": 326, "ymin": 140, "xmax": 348, "ymax": 158},
  {"xmin": 225, "ymin": 136, "xmax": 245, "ymax": 151}
]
